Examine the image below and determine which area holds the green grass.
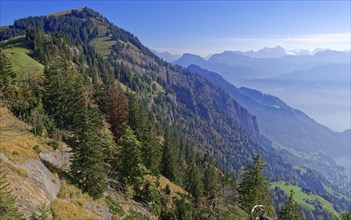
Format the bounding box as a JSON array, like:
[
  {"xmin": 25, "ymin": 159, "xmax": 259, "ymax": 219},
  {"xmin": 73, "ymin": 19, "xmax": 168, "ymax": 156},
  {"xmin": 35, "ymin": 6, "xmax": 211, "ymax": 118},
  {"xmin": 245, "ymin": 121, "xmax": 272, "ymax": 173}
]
[
  {"xmin": 90, "ymin": 18, "xmax": 109, "ymax": 37},
  {"xmin": 90, "ymin": 36, "xmax": 117, "ymax": 58},
  {"xmin": 272, "ymin": 182, "xmax": 339, "ymax": 217},
  {"xmin": 152, "ymin": 81, "xmax": 165, "ymax": 94},
  {"xmin": 0, "ymin": 36, "xmax": 44, "ymax": 77},
  {"xmin": 110, "ymin": 80, "xmax": 132, "ymax": 94},
  {"xmin": 118, "ymin": 82, "xmax": 130, "ymax": 93},
  {"xmin": 323, "ymin": 184, "xmax": 351, "ymax": 202},
  {"xmin": 118, "ymin": 40, "xmax": 140, "ymax": 52}
]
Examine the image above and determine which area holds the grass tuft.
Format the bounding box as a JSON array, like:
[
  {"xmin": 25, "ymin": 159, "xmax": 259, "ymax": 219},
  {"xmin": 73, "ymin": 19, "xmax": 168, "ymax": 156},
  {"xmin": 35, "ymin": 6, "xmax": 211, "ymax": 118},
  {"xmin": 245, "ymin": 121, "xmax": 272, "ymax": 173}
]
[{"xmin": 51, "ymin": 199, "xmax": 99, "ymax": 220}]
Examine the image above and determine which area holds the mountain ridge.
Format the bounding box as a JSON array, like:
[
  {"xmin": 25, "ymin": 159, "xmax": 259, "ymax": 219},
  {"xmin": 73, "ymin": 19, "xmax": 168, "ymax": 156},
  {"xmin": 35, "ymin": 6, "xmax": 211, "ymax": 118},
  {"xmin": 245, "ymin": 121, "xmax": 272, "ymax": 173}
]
[
  {"xmin": 1, "ymin": 7, "xmax": 350, "ymax": 219},
  {"xmin": 151, "ymin": 50, "xmax": 181, "ymax": 62},
  {"xmin": 187, "ymin": 64, "xmax": 350, "ymax": 156}
]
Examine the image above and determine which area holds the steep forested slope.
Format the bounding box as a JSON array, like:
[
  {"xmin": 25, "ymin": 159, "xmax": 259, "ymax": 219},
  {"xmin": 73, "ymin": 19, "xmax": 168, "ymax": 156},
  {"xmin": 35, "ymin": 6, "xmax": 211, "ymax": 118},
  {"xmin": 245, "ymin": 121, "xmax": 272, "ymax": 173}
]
[
  {"xmin": 187, "ymin": 64, "xmax": 350, "ymax": 193},
  {"xmin": 187, "ymin": 65, "xmax": 350, "ymax": 157},
  {"xmin": 0, "ymin": 7, "xmax": 349, "ymax": 219}
]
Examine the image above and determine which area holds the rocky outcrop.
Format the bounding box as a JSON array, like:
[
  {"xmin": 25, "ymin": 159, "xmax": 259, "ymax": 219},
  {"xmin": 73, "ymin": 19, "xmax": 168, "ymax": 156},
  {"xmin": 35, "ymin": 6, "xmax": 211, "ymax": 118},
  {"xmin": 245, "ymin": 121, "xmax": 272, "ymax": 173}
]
[
  {"xmin": 39, "ymin": 143, "xmax": 72, "ymax": 172},
  {"xmin": 0, "ymin": 153, "xmax": 60, "ymax": 218},
  {"xmin": 85, "ymin": 202, "xmax": 113, "ymax": 220},
  {"xmin": 19, "ymin": 159, "xmax": 61, "ymax": 201}
]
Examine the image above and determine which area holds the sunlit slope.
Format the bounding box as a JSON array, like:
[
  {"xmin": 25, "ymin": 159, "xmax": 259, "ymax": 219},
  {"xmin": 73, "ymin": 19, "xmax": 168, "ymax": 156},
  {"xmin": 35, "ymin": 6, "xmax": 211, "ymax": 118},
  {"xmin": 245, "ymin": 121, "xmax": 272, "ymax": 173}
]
[{"xmin": 0, "ymin": 36, "xmax": 44, "ymax": 77}]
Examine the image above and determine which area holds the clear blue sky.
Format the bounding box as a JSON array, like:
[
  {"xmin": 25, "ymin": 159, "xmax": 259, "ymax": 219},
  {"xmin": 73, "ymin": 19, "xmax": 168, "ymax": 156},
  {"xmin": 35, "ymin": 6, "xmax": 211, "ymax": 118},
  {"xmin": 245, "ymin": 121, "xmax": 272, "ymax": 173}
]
[{"xmin": 1, "ymin": 1, "xmax": 350, "ymax": 56}]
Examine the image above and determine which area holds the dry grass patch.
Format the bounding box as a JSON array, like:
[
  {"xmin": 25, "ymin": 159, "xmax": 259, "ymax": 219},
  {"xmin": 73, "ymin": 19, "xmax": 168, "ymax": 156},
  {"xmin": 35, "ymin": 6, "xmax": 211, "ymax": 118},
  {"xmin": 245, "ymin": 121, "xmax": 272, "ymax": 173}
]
[
  {"xmin": 57, "ymin": 179, "xmax": 93, "ymax": 204},
  {"xmin": 144, "ymin": 175, "xmax": 187, "ymax": 199},
  {"xmin": 1, "ymin": 160, "xmax": 28, "ymax": 177},
  {"xmin": 159, "ymin": 176, "xmax": 187, "ymax": 197},
  {"xmin": 55, "ymin": 180, "xmax": 112, "ymax": 219},
  {"xmin": 51, "ymin": 199, "xmax": 100, "ymax": 220},
  {"xmin": 0, "ymin": 107, "xmax": 49, "ymax": 162}
]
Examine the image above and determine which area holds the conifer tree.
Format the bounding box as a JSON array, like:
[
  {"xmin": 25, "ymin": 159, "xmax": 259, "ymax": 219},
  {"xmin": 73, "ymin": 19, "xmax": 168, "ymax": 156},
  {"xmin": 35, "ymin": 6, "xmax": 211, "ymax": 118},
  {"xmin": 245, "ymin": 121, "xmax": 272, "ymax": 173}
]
[
  {"xmin": 238, "ymin": 155, "xmax": 273, "ymax": 215},
  {"xmin": 278, "ymin": 190, "xmax": 303, "ymax": 220},
  {"xmin": 161, "ymin": 130, "xmax": 178, "ymax": 182},
  {"xmin": 0, "ymin": 50, "xmax": 16, "ymax": 94},
  {"xmin": 45, "ymin": 58, "xmax": 109, "ymax": 198},
  {"xmin": 340, "ymin": 211, "xmax": 351, "ymax": 220},
  {"xmin": 141, "ymin": 181, "xmax": 162, "ymax": 216},
  {"xmin": 175, "ymin": 198, "xmax": 195, "ymax": 220},
  {"xmin": 127, "ymin": 93, "xmax": 140, "ymax": 132},
  {"xmin": 0, "ymin": 162, "xmax": 23, "ymax": 220},
  {"xmin": 185, "ymin": 152, "xmax": 203, "ymax": 204},
  {"xmin": 203, "ymin": 163, "xmax": 218, "ymax": 201},
  {"xmin": 30, "ymin": 203, "xmax": 51, "ymax": 220},
  {"xmin": 70, "ymin": 96, "xmax": 109, "ymax": 199},
  {"xmin": 119, "ymin": 127, "xmax": 143, "ymax": 184},
  {"xmin": 141, "ymin": 127, "xmax": 162, "ymax": 175},
  {"xmin": 43, "ymin": 57, "xmax": 82, "ymax": 130},
  {"xmin": 139, "ymin": 113, "xmax": 162, "ymax": 175}
]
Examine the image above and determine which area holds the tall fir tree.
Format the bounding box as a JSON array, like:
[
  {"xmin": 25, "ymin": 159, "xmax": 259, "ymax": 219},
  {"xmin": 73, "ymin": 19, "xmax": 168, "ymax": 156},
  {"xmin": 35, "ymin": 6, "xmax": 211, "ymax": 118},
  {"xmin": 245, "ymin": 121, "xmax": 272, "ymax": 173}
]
[
  {"xmin": 175, "ymin": 198, "xmax": 195, "ymax": 220},
  {"xmin": 141, "ymin": 129, "xmax": 162, "ymax": 175},
  {"xmin": 127, "ymin": 93, "xmax": 140, "ymax": 132},
  {"xmin": 160, "ymin": 130, "xmax": 178, "ymax": 183},
  {"xmin": 185, "ymin": 151, "xmax": 203, "ymax": 204},
  {"xmin": 140, "ymin": 114, "xmax": 162, "ymax": 175},
  {"xmin": 141, "ymin": 181, "xmax": 162, "ymax": 216},
  {"xmin": 43, "ymin": 57, "xmax": 82, "ymax": 130},
  {"xmin": 44, "ymin": 57, "xmax": 109, "ymax": 198},
  {"xmin": 0, "ymin": 50, "xmax": 16, "ymax": 95},
  {"xmin": 70, "ymin": 89, "xmax": 109, "ymax": 199},
  {"xmin": 238, "ymin": 155, "xmax": 274, "ymax": 215},
  {"xmin": 0, "ymin": 162, "xmax": 23, "ymax": 220},
  {"xmin": 127, "ymin": 94, "xmax": 162, "ymax": 175},
  {"xmin": 203, "ymin": 163, "xmax": 218, "ymax": 202},
  {"xmin": 118, "ymin": 126, "xmax": 143, "ymax": 184},
  {"xmin": 278, "ymin": 190, "xmax": 303, "ymax": 220}
]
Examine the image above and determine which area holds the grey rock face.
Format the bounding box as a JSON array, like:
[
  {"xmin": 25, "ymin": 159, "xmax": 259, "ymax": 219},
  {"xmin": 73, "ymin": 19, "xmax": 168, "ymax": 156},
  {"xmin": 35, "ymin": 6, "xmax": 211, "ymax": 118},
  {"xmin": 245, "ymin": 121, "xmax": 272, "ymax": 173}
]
[
  {"xmin": 20, "ymin": 159, "xmax": 61, "ymax": 201},
  {"xmin": 85, "ymin": 202, "xmax": 112, "ymax": 220},
  {"xmin": 39, "ymin": 144, "xmax": 72, "ymax": 172}
]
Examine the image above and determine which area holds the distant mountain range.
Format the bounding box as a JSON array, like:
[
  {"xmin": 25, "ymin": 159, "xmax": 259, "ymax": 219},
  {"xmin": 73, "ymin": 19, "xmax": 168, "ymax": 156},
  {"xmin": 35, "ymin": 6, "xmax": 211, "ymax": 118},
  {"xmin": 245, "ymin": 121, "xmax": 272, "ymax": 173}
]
[
  {"xmin": 216, "ymin": 46, "xmax": 344, "ymax": 58},
  {"xmin": 158, "ymin": 46, "xmax": 341, "ymax": 62},
  {"xmin": 151, "ymin": 50, "xmax": 181, "ymax": 62},
  {"xmin": 173, "ymin": 48, "xmax": 351, "ymax": 132},
  {"xmin": 227, "ymin": 46, "xmax": 288, "ymax": 58},
  {"xmin": 174, "ymin": 49, "xmax": 350, "ymax": 82}
]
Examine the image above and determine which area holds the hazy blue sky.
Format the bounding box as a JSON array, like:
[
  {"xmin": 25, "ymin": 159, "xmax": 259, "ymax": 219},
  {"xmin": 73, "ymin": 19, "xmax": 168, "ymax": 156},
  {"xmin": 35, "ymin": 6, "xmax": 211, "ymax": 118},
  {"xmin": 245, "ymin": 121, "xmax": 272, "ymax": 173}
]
[{"xmin": 1, "ymin": 1, "xmax": 350, "ymax": 56}]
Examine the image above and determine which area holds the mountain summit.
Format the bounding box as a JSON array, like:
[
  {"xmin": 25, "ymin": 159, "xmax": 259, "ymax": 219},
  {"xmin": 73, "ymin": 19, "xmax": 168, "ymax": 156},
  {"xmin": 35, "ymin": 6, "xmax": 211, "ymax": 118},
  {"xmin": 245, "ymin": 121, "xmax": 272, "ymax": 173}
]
[{"xmin": 228, "ymin": 46, "xmax": 288, "ymax": 59}]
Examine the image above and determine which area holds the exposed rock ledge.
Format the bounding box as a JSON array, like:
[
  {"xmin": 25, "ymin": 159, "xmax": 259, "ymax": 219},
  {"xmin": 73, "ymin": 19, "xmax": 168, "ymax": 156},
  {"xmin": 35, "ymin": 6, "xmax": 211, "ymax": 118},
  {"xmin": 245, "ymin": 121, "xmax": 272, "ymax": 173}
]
[
  {"xmin": 0, "ymin": 153, "xmax": 61, "ymax": 218},
  {"xmin": 39, "ymin": 143, "xmax": 72, "ymax": 172}
]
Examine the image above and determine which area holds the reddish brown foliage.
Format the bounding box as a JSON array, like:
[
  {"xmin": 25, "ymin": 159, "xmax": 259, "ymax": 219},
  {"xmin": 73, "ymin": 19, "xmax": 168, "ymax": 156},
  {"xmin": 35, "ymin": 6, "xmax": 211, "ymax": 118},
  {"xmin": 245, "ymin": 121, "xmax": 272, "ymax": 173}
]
[{"xmin": 105, "ymin": 84, "xmax": 128, "ymax": 141}]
